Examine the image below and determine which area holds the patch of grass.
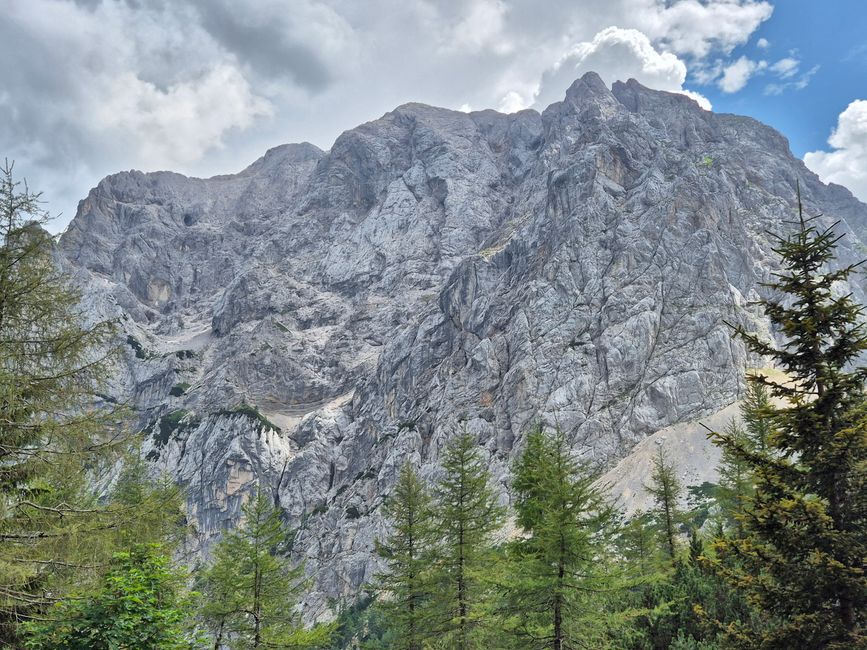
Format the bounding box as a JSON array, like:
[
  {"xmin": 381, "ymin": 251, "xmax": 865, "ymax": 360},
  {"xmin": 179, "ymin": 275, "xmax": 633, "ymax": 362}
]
[
  {"xmin": 700, "ymin": 155, "xmax": 714, "ymax": 168},
  {"xmin": 478, "ymin": 242, "xmax": 507, "ymax": 260},
  {"xmin": 216, "ymin": 403, "xmax": 282, "ymax": 433},
  {"xmin": 169, "ymin": 382, "xmax": 191, "ymax": 397},
  {"xmin": 174, "ymin": 349, "xmax": 195, "ymax": 360}
]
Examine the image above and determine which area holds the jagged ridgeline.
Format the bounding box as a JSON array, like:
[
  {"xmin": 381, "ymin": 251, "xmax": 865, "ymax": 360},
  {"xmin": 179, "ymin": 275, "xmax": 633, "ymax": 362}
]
[{"xmin": 57, "ymin": 72, "xmax": 867, "ymax": 614}]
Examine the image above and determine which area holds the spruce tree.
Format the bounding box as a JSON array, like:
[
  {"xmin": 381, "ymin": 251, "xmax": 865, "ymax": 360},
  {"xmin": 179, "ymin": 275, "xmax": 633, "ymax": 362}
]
[
  {"xmin": 710, "ymin": 194, "xmax": 867, "ymax": 648},
  {"xmin": 198, "ymin": 490, "xmax": 331, "ymax": 649},
  {"xmin": 502, "ymin": 427, "xmax": 619, "ymax": 649},
  {"xmin": 374, "ymin": 463, "xmax": 434, "ymax": 650},
  {"xmin": 645, "ymin": 447, "xmax": 683, "ymax": 561},
  {"xmin": 428, "ymin": 432, "xmax": 504, "ymax": 649}
]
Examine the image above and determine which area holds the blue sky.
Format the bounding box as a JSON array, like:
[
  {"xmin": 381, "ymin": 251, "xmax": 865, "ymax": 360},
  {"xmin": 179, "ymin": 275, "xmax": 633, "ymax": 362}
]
[
  {"xmin": 695, "ymin": 0, "xmax": 866, "ymax": 157},
  {"xmin": 0, "ymin": 0, "xmax": 865, "ymax": 231}
]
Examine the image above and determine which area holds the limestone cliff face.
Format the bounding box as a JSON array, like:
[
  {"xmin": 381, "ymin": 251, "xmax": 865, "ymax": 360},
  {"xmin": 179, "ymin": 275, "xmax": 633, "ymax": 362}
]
[{"xmin": 59, "ymin": 73, "xmax": 867, "ymax": 614}]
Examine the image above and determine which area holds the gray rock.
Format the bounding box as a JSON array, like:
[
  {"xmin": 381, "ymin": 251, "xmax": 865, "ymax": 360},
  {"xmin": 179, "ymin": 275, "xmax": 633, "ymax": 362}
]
[{"xmin": 58, "ymin": 73, "xmax": 867, "ymax": 618}]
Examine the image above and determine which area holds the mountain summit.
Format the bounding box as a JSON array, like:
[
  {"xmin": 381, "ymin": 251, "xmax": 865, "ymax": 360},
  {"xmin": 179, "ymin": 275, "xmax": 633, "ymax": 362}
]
[{"xmin": 59, "ymin": 73, "xmax": 867, "ymax": 613}]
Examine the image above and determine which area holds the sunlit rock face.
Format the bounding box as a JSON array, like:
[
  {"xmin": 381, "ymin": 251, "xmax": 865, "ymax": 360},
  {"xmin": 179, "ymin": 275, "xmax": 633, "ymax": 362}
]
[{"xmin": 59, "ymin": 73, "xmax": 867, "ymax": 616}]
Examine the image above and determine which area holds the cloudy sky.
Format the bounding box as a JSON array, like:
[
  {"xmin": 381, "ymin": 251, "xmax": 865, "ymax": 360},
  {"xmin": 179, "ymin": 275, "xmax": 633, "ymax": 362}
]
[{"xmin": 2, "ymin": 0, "xmax": 865, "ymax": 232}]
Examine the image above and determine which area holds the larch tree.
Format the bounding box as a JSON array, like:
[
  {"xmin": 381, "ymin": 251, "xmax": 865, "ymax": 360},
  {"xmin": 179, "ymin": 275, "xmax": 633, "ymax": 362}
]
[
  {"xmin": 710, "ymin": 193, "xmax": 867, "ymax": 648},
  {"xmin": 0, "ymin": 161, "xmax": 143, "ymax": 641},
  {"xmin": 374, "ymin": 462, "xmax": 435, "ymax": 650},
  {"xmin": 715, "ymin": 382, "xmax": 773, "ymax": 536},
  {"xmin": 503, "ymin": 427, "xmax": 619, "ymax": 650},
  {"xmin": 428, "ymin": 432, "xmax": 505, "ymax": 649},
  {"xmin": 645, "ymin": 447, "xmax": 683, "ymax": 562},
  {"xmin": 198, "ymin": 489, "xmax": 332, "ymax": 650}
]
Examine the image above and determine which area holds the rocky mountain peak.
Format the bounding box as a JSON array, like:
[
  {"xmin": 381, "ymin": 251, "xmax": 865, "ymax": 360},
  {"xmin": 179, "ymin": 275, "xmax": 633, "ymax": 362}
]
[{"xmin": 58, "ymin": 74, "xmax": 867, "ymax": 615}]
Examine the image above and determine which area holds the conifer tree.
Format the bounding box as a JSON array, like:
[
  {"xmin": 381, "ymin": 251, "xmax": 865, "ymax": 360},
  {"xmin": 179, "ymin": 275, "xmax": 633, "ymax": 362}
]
[
  {"xmin": 374, "ymin": 463, "xmax": 434, "ymax": 650},
  {"xmin": 715, "ymin": 382, "xmax": 773, "ymax": 535},
  {"xmin": 740, "ymin": 380, "xmax": 773, "ymax": 453},
  {"xmin": 199, "ymin": 490, "xmax": 331, "ymax": 649},
  {"xmin": 502, "ymin": 427, "xmax": 619, "ymax": 649},
  {"xmin": 428, "ymin": 432, "xmax": 504, "ymax": 649},
  {"xmin": 710, "ymin": 193, "xmax": 867, "ymax": 648},
  {"xmin": 0, "ymin": 162, "xmax": 148, "ymax": 640},
  {"xmin": 617, "ymin": 510, "xmax": 660, "ymax": 579},
  {"xmin": 714, "ymin": 421, "xmax": 752, "ymax": 535},
  {"xmin": 645, "ymin": 448, "xmax": 683, "ymax": 561},
  {"xmin": 22, "ymin": 544, "xmax": 196, "ymax": 650}
]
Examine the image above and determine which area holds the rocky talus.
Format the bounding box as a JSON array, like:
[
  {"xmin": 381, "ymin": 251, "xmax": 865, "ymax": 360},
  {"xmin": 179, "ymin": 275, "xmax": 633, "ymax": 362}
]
[{"xmin": 59, "ymin": 73, "xmax": 867, "ymax": 615}]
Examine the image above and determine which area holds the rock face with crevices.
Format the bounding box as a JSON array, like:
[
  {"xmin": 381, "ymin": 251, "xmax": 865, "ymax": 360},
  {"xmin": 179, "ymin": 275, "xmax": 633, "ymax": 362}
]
[{"xmin": 58, "ymin": 73, "xmax": 867, "ymax": 616}]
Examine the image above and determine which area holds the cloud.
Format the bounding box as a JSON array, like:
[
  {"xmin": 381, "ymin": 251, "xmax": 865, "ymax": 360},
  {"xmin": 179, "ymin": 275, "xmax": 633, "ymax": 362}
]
[
  {"xmin": 718, "ymin": 56, "xmax": 766, "ymax": 93},
  {"xmin": 709, "ymin": 52, "xmax": 819, "ymax": 97},
  {"xmin": 91, "ymin": 65, "xmax": 272, "ymax": 167},
  {"xmin": 499, "ymin": 91, "xmax": 530, "ymax": 113},
  {"xmin": 690, "ymin": 60, "xmax": 725, "ymax": 85},
  {"xmin": 0, "ymin": 0, "xmax": 773, "ymax": 231},
  {"xmin": 771, "ymin": 56, "xmax": 801, "ymax": 79},
  {"xmin": 187, "ymin": 0, "xmax": 356, "ymax": 92},
  {"xmin": 770, "ymin": 57, "xmax": 799, "ymax": 78},
  {"xmin": 764, "ymin": 64, "xmax": 819, "ymax": 96},
  {"xmin": 447, "ymin": 0, "xmax": 512, "ymax": 55},
  {"xmin": 804, "ymin": 100, "xmax": 867, "ymax": 202},
  {"xmin": 756, "ymin": 37, "xmax": 770, "ymax": 49},
  {"xmin": 534, "ymin": 27, "xmax": 711, "ymax": 110},
  {"xmin": 638, "ymin": 0, "xmax": 773, "ymax": 57}
]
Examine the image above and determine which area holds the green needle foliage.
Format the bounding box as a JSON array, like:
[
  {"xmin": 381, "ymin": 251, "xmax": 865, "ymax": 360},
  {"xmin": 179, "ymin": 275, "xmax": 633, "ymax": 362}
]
[
  {"xmin": 715, "ymin": 382, "xmax": 773, "ymax": 535},
  {"xmin": 709, "ymin": 194, "xmax": 867, "ymax": 648},
  {"xmin": 428, "ymin": 432, "xmax": 505, "ymax": 649},
  {"xmin": 22, "ymin": 543, "xmax": 197, "ymax": 650},
  {"xmin": 740, "ymin": 380, "xmax": 774, "ymax": 454},
  {"xmin": 501, "ymin": 427, "xmax": 620, "ymax": 649},
  {"xmin": 373, "ymin": 463, "xmax": 434, "ymax": 650},
  {"xmin": 198, "ymin": 489, "xmax": 332, "ymax": 649},
  {"xmin": 645, "ymin": 448, "xmax": 683, "ymax": 562},
  {"xmin": 0, "ymin": 161, "xmax": 154, "ymax": 640},
  {"xmin": 714, "ymin": 420, "xmax": 753, "ymax": 536}
]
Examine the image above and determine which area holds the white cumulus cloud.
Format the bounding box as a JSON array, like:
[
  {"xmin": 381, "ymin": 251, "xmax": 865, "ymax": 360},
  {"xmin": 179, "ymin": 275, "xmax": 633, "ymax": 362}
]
[
  {"xmin": 637, "ymin": 0, "xmax": 773, "ymax": 57},
  {"xmin": 718, "ymin": 56, "xmax": 766, "ymax": 93},
  {"xmin": 804, "ymin": 100, "xmax": 867, "ymax": 202},
  {"xmin": 534, "ymin": 27, "xmax": 711, "ymax": 110},
  {"xmin": 91, "ymin": 65, "xmax": 272, "ymax": 169}
]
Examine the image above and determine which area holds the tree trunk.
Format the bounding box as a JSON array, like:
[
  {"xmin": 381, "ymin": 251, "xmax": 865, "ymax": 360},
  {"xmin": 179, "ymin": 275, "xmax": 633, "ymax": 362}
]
[
  {"xmin": 458, "ymin": 520, "xmax": 467, "ymax": 650},
  {"xmin": 554, "ymin": 558, "xmax": 564, "ymax": 650}
]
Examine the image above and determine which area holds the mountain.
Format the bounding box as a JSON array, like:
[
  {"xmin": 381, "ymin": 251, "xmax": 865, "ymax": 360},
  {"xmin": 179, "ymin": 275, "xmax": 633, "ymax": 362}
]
[{"xmin": 58, "ymin": 72, "xmax": 867, "ymax": 615}]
